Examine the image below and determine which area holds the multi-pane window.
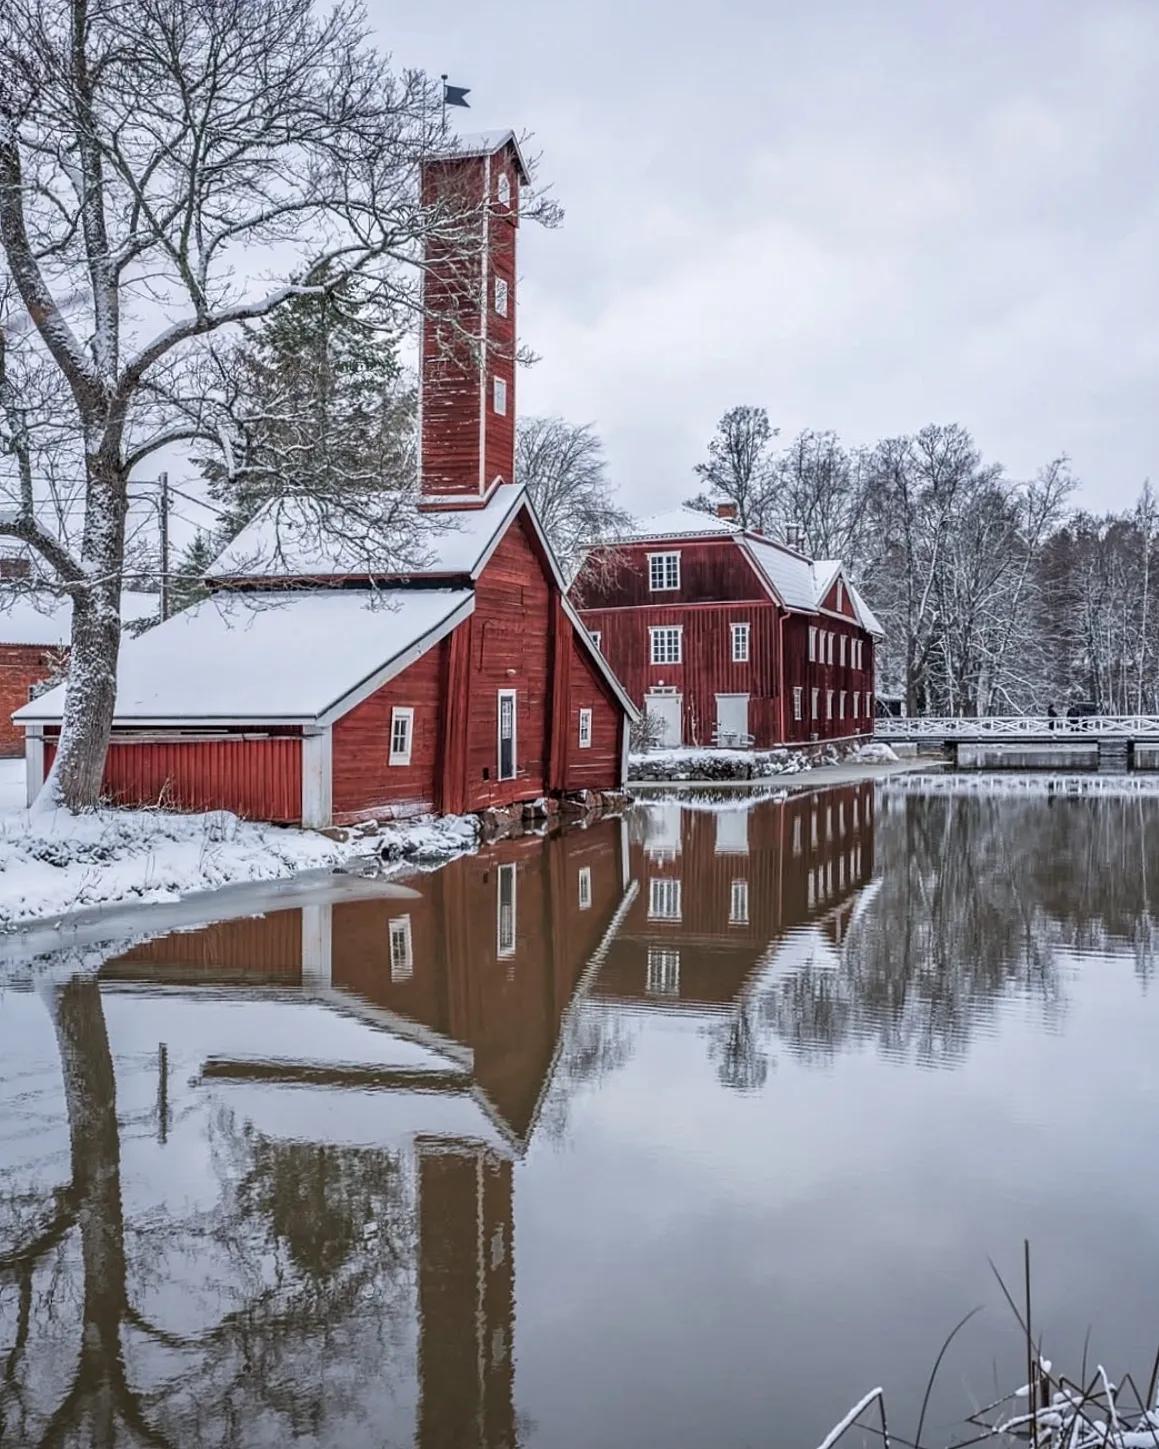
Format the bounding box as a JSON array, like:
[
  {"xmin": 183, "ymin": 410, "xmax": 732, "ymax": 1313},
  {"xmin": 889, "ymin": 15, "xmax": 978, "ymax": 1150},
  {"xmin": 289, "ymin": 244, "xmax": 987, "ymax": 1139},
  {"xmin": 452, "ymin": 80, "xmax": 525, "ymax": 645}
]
[
  {"xmin": 648, "ymin": 551, "xmax": 681, "ymax": 591},
  {"xmin": 578, "ymin": 707, "xmax": 593, "ymax": 749},
  {"xmin": 493, "ymin": 376, "xmax": 507, "ymax": 415},
  {"xmin": 649, "ymin": 625, "xmax": 682, "ymax": 664},
  {"xmin": 808, "ymin": 625, "xmax": 817, "ymax": 662},
  {"xmin": 389, "ymin": 707, "xmax": 414, "ymax": 765},
  {"xmin": 731, "ymin": 621, "xmax": 751, "ymax": 662},
  {"xmin": 811, "ymin": 686, "xmax": 819, "ymax": 719},
  {"xmin": 729, "ymin": 879, "xmax": 750, "ymax": 926},
  {"xmin": 648, "ymin": 876, "xmax": 682, "ymax": 920},
  {"xmin": 793, "ymin": 686, "xmax": 803, "ymax": 721},
  {"xmin": 494, "ymin": 275, "xmax": 509, "ymax": 317},
  {"xmin": 578, "ymin": 866, "xmax": 592, "ymax": 910},
  {"xmin": 388, "ymin": 916, "xmax": 413, "ymax": 981},
  {"xmin": 646, "ymin": 946, "xmax": 680, "ymax": 996},
  {"xmin": 497, "ymin": 862, "xmax": 517, "ymax": 957}
]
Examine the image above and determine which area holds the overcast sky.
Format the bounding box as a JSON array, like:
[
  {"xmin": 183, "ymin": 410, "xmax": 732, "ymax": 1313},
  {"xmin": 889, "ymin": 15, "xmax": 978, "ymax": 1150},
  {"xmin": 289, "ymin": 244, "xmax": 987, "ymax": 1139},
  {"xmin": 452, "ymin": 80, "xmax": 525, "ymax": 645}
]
[{"xmin": 372, "ymin": 0, "xmax": 1158, "ymax": 517}]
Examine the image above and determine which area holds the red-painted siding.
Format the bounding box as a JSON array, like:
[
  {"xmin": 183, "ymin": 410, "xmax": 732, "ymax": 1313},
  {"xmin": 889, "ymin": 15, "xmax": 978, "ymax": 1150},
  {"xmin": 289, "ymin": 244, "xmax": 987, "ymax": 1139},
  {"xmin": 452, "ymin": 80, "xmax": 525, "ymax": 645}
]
[
  {"xmin": 576, "ymin": 537, "xmax": 767, "ymax": 610},
  {"xmin": 782, "ymin": 616, "xmax": 875, "ymax": 744},
  {"xmin": 44, "ymin": 733, "xmax": 303, "ymax": 822},
  {"xmin": 0, "ymin": 644, "xmax": 61, "ymax": 757},
  {"xmin": 331, "ymin": 639, "xmax": 447, "ymax": 824},
  {"xmin": 562, "ymin": 625, "xmax": 624, "ymax": 792}
]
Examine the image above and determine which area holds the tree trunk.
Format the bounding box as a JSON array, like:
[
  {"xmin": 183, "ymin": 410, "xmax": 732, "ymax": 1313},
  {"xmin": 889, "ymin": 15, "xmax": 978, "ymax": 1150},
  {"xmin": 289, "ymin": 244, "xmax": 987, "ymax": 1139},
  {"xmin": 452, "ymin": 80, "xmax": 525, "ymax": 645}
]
[{"xmin": 39, "ymin": 468, "xmax": 128, "ymax": 812}]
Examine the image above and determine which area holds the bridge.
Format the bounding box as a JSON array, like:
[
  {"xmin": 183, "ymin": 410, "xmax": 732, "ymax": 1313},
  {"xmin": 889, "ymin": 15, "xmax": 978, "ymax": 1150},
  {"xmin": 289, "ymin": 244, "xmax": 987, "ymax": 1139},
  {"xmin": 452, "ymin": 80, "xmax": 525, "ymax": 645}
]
[
  {"xmin": 873, "ymin": 715, "xmax": 1159, "ymax": 772},
  {"xmin": 874, "ymin": 714, "xmax": 1159, "ymax": 742}
]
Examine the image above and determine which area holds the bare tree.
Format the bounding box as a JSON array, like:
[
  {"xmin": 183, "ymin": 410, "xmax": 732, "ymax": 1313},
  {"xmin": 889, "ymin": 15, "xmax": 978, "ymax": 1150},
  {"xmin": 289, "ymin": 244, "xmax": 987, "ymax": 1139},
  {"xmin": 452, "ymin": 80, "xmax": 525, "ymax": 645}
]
[
  {"xmin": 515, "ymin": 414, "xmax": 631, "ymax": 580},
  {"xmin": 772, "ymin": 429, "xmax": 870, "ymax": 566},
  {"xmin": 687, "ymin": 405, "xmax": 779, "ymax": 530},
  {"xmin": 0, "ymin": 0, "xmax": 547, "ymax": 809}
]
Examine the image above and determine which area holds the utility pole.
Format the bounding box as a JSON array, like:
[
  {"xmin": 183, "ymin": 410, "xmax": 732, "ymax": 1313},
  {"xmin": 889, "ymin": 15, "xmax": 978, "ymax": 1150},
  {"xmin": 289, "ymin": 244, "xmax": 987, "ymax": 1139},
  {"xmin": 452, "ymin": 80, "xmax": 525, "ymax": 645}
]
[{"xmin": 158, "ymin": 471, "xmax": 170, "ymax": 620}]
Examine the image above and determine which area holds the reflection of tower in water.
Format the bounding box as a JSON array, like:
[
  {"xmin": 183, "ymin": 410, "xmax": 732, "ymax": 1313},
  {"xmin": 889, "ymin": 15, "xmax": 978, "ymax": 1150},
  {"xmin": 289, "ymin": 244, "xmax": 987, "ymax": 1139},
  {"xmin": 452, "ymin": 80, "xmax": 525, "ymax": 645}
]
[{"xmin": 417, "ymin": 1139, "xmax": 516, "ymax": 1449}]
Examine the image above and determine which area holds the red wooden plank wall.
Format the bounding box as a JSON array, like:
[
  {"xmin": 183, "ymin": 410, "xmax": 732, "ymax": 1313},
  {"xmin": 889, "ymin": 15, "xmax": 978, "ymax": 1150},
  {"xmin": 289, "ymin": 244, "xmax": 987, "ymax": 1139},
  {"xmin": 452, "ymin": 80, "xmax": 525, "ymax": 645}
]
[
  {"xmin": 484, "ymin": 159, "xmax": 518, "ymax": 487},
  {"xmin": 331, "ymin": 639, "xmax": 447, "ymax": 823},
  {"xmin": 562, "ymin": 627, "xmax": 625, "ymax": 792},
  {"xmin": 781, "ymin": 616, "xmax": 874, "ymax": 745},
  {"xmin": 43, "ymin": 735, "xmax": 304, "ymax": 822},
  {"xmin": 575, "ymin": 538, "xmax": 766, "ymax": 610}
]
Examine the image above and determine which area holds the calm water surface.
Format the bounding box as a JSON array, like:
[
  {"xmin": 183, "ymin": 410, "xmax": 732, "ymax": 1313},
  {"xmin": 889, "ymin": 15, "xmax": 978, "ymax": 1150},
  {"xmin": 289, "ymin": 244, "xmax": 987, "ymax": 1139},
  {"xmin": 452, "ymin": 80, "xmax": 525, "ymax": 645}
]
[{"xmin": 3, "ymin": 776, "xmax": 1159, "ymax": 1447}]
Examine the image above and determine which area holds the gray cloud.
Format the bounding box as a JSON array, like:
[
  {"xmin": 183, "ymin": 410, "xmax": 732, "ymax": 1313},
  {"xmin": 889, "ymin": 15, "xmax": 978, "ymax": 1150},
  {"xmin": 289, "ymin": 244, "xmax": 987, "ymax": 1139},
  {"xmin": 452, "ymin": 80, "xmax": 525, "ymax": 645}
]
[{"xmin": 375, "ymin": 0, "xmax": 1159, "ymax": 514}]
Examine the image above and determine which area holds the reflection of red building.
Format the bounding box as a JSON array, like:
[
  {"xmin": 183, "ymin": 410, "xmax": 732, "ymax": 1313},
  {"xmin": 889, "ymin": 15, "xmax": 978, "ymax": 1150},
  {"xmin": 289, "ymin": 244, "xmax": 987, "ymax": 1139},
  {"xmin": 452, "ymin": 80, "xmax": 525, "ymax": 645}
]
[{"xmin": 596, "ymin": 784, "xmax": 876, "ymax": 1011}]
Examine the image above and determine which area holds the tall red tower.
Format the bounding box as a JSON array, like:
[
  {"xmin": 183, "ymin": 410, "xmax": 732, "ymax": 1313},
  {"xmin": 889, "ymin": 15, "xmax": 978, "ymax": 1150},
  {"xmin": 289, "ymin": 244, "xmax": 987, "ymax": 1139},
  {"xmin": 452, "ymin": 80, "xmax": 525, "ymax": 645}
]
[{"xmin": 419, "ymin": 130, "xmax": 529, "ymax": 509}]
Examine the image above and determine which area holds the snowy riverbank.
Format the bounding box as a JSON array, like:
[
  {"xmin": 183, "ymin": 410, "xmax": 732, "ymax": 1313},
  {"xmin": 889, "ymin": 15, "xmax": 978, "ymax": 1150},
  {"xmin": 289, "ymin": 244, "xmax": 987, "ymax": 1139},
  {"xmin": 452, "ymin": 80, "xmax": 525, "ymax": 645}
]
[
  {"xmin": 629, "ymin": 740, "xmax": 899, "ymax": 782},
  {"xmin": 0, "ymin": 761, "xmax": 481, "ymax": 929}
]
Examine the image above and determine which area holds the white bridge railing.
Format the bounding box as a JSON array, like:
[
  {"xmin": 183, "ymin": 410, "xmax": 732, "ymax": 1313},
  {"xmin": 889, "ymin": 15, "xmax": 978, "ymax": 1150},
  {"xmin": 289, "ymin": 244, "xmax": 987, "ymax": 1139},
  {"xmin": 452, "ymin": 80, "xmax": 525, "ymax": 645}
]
[{"xmin": 875, "ymin": 714, "xmax": 1159, "ymax": 740}]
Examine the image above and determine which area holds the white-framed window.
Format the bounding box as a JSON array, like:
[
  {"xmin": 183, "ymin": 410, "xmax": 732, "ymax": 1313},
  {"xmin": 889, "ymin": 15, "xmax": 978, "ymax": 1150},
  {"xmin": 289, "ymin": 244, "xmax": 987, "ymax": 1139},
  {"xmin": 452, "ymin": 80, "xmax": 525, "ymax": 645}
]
[
  {"xmin": 648, "ymin": 876, "xmax": 682, "ymax": 921},
  {"xmin": 648, "ymin": 551, "xmax": 681, "ymax": 591},
  {"xmin": 826, "ymin": 689, "xmax": 834, "ymax": 720},
  {"xmin": 646, "ymin": 946, "xmax": 680, "ymax": 996},
  {"xmin": 492, "ymin": 375, "xmax": 507, "ymax": 415},
  {"xmin": 731, "ymin": 621, "xmax": 751, "ymax": 662},
  {"xmin": 792, "ymin": 685, "xmax": 803, "ymax": 721},
  {"xmin": 649, "ymin": 625, "xmax": 682, "ymax": 665},
  {"xmin": 836, "ymin": 579, "xmax": 845, "ymax": 611},
  {"xmin": 839, "ymin": 634, "xmax": 847, "ymax": 667},
  {"xmin": 792, "ymin": 816, "xmax": 803, "ymax": 856},
  {"xmin": 578, "ymin": 707, "xmax": 593, "ymax": 749},
  {"xmin": 729, "ymin": 878, "xmax": 749, "ymax": 926},
  {"xmin": 811, "ymin": 686, "xmax": 819, "ymax": 719},
  {"xmin": 578, "ymin": 865, "xmax": 592, "ymax": 910},
  {"xmin": 494, "ymin": 275, "xmax": 509, "ymax": 317},
  {"xmin": 839, "ymin": 690, "xmax": 846, "ymax": 719},
  {"xmin": 808, "ymin": 625, "xmax": 817, "ymax": 662},
  {"xmin": 497, "ymin": 862, "xmax": 517, "ymax": 957},
  {"xmin": 827, "ymin": 632, "xmax": 835, "ymax": 665},
  {"xmin": 497, "ymin": 171, "xmax": 512, "ymax": 207},
  {"xmin": 589, "ymin": 630, "xmax": 602, "ymax": 651},
  {"xmin": 388, "ymin": 915, "xmax": 414, "ymax": 981},
  {"xmin": 389, "ymin": 706, "xmax": 414, "ymax": 766}
]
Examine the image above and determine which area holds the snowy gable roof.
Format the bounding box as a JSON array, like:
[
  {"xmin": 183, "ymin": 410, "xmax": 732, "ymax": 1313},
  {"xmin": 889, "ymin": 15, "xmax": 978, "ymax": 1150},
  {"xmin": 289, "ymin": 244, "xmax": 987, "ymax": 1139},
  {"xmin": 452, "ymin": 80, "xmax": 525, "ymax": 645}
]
[
  {"xmin": 0, "ymin": 590, "xmax": 157, "ymax": 646},
  {"xmin": 738, "ymin": 536, "xmax": 819, "ymax": 612},
  {"xmin": 848, "ymin": 581, "xmax": 885, "ymax": 638},
  {"xmin": 16, "ymin": 588, "xmax": 474, "ymax": 726},
  {"xmin": 623, "ymin": 505, "xmax": 741, "ymax": 542},
  {"xmin": 207, "ymin": 485, "xmax": 526, "ymax": 584},
  {"xmin": 434, "ymin": 128, "xmax": 531, "ymax": 182}
]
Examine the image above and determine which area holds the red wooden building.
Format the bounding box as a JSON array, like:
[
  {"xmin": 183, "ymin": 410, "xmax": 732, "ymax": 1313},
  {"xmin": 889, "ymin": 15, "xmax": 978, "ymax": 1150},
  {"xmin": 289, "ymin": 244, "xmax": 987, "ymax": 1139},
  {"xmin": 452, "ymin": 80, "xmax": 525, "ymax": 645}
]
[
  {"xmin": 16, "ymin": 131, "xmax": 637, "ymax": 821},
  {"xmin": 572, "ymin": 506, "xmax": 883, "ymax": 750}
]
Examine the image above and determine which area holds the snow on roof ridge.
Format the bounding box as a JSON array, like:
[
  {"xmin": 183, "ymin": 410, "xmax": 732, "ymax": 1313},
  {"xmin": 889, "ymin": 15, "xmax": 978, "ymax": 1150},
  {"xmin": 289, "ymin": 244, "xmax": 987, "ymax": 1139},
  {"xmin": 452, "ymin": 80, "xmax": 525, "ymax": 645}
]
[{"xmin": 429, "ymin": 128, "xmax": 531, "ymax": 181}]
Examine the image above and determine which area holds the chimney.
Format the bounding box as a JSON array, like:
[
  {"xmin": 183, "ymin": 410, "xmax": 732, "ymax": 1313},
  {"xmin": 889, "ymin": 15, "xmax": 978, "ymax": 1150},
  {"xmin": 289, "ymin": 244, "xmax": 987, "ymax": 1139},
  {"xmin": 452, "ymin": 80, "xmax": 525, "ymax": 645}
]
[
  {"xmin": 418, "ymin": 131, "xmax": 529, "ymax": 510},
  {"xmin": 715, "ymin": 502, "xmax": 738, "ymax": 521}
]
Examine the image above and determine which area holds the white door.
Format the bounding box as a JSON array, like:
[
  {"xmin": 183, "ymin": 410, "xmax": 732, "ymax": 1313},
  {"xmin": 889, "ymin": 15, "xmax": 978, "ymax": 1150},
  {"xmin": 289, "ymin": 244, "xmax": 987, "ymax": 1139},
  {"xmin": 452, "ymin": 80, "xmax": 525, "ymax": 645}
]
[
  {"xmin": 646, "ymin": 692, "xmax": 682, "ymax": 747},
  {"xmin": 716, "ymin": 693, "xmax": 750, "ymax": 743}
]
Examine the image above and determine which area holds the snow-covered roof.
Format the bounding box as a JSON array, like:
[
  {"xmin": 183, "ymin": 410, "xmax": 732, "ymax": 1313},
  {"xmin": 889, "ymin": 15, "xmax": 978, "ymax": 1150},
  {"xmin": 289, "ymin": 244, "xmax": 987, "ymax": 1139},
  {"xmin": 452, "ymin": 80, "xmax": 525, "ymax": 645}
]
[
  {"xmin": 434, "ymin": 128, "xmax": 531, "ymax": 182},
  {"xmin": 624, "ymin": 505, "xmax": 740, "ymax": 542},
  {"xmin": 848, "ymin": 581, "xmax": 885, "ymax": 638},
  {"xmin": 0, "ymin": 590, "xmax": 158, "ymax": 646},
  {"xmin": 16, "ymin": 589, "xmax": 474, "ymax": 726},
  {"xmin": 739, "ymin": 536, "xmax": 819, "ymax": 612},
  {"xmin": 207, "ymin": 485, "xmax": 526, "ymax": 583}
]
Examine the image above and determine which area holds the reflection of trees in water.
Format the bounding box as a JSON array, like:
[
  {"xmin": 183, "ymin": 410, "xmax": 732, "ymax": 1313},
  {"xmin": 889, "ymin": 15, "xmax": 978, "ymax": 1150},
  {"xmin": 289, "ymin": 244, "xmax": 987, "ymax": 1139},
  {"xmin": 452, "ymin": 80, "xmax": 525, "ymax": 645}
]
[
  {"xmin": 0, "ymin": 972, "xmax": 416, "ymax": 1448},
  {"xmin": 731, "ymin": 791, "xmax": 1159, "ymax": 1069},
  {"xmin": 539, "ymin": 1002, "xmax": 638, "ymax": 1141}
]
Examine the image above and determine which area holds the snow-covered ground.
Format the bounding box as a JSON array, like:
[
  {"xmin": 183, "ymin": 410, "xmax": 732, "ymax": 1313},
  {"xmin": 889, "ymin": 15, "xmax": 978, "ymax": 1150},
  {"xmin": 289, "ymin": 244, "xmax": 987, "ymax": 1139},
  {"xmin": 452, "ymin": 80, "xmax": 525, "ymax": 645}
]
[
  {"xmin": 0, "ymin": 758, "xmax": 25, "ymax": 812},
  {"xmin": 629, "ymin": 740, "xmax": 897, "ymax": 782},
  {"xmin": 0, "ymin": 775, "xmax": 480, "ymax": 931}
]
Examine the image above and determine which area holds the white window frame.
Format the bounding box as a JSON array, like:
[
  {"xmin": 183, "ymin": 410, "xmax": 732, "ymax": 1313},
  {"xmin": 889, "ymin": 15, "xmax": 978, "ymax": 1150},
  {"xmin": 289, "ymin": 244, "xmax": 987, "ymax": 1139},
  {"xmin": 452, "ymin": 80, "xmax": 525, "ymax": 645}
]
[
  {"xmin": 589, "ymin": 629, "xmax": 602, "ymax": 651},
  {"xmin": 388, "ymin": 915, "xmax": 414, "ymax": 981},
  {"xmin": 839, "ymin": 634, "xmax": 847, "ymax": 667},
  {"xmin": 578, "ymin": 865, "xmax": 592, "ymax": 910},
  {"xmin": 648, "ymin": 876, "xmax": 682, "ymax": 921},
  {"xmin": 646, "ymin": 945, "xmax": 680, "ymax": 997},
  {"xmin": 647, "ymin": 551, "xmax": 681, "ymax": 592},
  {"xmin": 792, "ymin": 685, "xmax": 803, "ymax": 721},
  {"xmin": 389, "ymin": 706, "xmax": 414, "ymax": 766},
  {"xmin": 811, "ymin": 686, "xmax": 819, "ymax": 719},
  {"xmin": 492, "ymin": 375, "xmax": 507, "ymax": 416},
  {"xmin": 827, "ymin": 632, "xmax": 835, "ymax": 665},
  {"xmin": 731, "ymin": 621, "xmax": 751, "ymax": 662},
  {"xmin": 649, "ymin": 625, "xmax": 682, "ymax": 665},
  {"xmin": 497, "ymin": 171, "xmax": 512, "ymax": 207},
  {"xmin": 808, "ymin": 625, "xmax": 817, "ymax": 662},
  {"xmin": 497, "ymin": 688, "xmax": 518, "ymax": 781},
  {"xmin": 836, "ymin": 579, "xmax": 845, "ymax": 611},
  {"xmin": 497, "ymin": 862, "xmax": 517, "ymax": 958},
  {"xmin": 729, "ymin": 878, "xmax": 750, "ymax": 926},
  {"xmin": 826, "ymin": 689, "xmax": 834, "ymax": 720},
  {"xmin": 578, "ymin": 707, "xmax": 593, "ymax": 749},
  {"xmin": 839, "ymin": 690, "xmax": 846, "ymax": 719},
  {"xmin": 494, "ymin": 274, "xmax": 509, "ymax": 317}
]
